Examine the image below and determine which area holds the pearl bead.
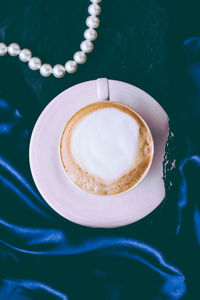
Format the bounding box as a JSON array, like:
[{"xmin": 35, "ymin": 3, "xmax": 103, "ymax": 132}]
[
  {"xmin": 84, "ymin": 28, "xmax": 97, "ymax": 41},
  {"xmin": 73, "ymin": 51, "xmax": 87, "ymax": 64},
  {"xmin": 86, "ymin": 16, "xmax": 100, "ymax": 28},
  {"xmin": 53, "ymin": 64, "xmax": 65, "ymax": 78},
  {"xmin": 88, "ymin": 4, "xmax": 101, "ymax": 16},
  {"xmin": 8, "ymin": 43, "xmax": 20, "ymax": 56},
  {"xmin": 40, "ymin": 64, "xmax": 52, "ymax": 77},
  {"xmin": 19, "ymin": 48, "xmax": 32, "ymax": 62},
  {"xmin": 90, "ymin": 0, "xmax": 102, "ymax": 3},
  {"xmin": 0, "ymin": 43, "xmax": 7, "ymax": 56},
  {"xmin": 28, "ymin": 57, "xmax": 41, "ymax": 70},
  {"xmin": 80, "ymin": 40, "xmax": 94, "ymax": 53},
  {"xmin": 65, "ymin": 60, "xmax": 77, "ymax": 73}
]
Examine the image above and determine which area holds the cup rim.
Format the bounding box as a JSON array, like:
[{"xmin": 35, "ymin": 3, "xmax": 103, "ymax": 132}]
[{"xmin": 60, "ymin": 100, "xmax": 154, "ymax": 196}]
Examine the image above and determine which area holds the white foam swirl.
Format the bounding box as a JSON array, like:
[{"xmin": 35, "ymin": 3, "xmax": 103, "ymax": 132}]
[{"xmin": 71, "ymin": 107, "xmax": 139, "ymax": 182}]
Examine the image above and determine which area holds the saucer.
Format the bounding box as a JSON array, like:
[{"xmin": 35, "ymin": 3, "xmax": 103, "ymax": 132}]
[{"xmin": 29, "ymin": 78, "xmax": 169, "ymax": 228}]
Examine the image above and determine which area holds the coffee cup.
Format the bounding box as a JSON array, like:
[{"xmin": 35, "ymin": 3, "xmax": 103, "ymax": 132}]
[{"xmin": 60, "ymin": 101, "xmax": 154, "ymax": 195}]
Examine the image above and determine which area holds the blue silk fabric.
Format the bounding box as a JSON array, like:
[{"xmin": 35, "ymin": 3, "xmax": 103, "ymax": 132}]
[{"xmin": 0, "ymin": 1, "xmax": 200, "ymax": 299}]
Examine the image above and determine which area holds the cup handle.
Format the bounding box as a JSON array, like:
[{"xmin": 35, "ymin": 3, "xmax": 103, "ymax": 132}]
[{"xmin": 97, "ymin": 78, "xmax": 110, "ymax": 101}]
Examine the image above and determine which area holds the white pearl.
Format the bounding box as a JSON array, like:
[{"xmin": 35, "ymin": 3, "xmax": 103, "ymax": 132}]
[
  {"xmin": 40, "ymin": 64, "xmax": 52, "ymax": 77},
  {"xmin": 53, "ymin": 64, "xmax": 65, "ymax": 78},
  {"xmin": 19, "ymin": 48, "xmax": 32, "ymax": 62},
  {"xmin": 65, "ymin": 60, "xmax": 77, "ymax": 73},
  {"xmin": 28, "ymin": 57, "xmax": 41, "ymax": 70},
  {"xmin": 90, "ymin": 0, "xmax": 102, "ymax": 3},
  {"xmin": 73, "ymin": 51, "xmax": 87, "ymax": 64},
  {"xmin": 0, "ymin": 43, "xmax": 7, "ymax": 56},
  {"xmin": 88, "ymin": 4, "xmax": 101, "ymax": 16},
  {"xmin": 80, "ymin": 40, "xmax": 94, "ymax": 53},
  {"xmin": 8, "ymin": 43, "xmax": 20, "ymax": 56},
  {"xmin": 84, "ymin": 28, "xmax": 97, "ymax": 41},
  {"xmin": 86, "ymin": 16, "xmax": 100, "ymax": 28}
]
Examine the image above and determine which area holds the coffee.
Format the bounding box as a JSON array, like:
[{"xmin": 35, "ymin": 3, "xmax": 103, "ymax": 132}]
[{"xmin": 60, "ymin": 101, "xmax": 153, "ymax": 195}]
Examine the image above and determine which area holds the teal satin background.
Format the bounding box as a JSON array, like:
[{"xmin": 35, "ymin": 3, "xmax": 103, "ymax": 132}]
[{"xmin": 0, "ymin": 1, "xmax": 200, "ymax": 299}]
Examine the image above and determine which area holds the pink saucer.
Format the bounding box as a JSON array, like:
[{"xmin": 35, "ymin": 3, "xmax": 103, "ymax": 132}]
[{"xmin": 29, "ymin": 79, "xmax": 169, "ymax": 228}]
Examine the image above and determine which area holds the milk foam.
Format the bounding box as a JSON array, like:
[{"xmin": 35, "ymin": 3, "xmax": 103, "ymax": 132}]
[{"xmin": 70, "ymin": 107, "xmax": 139, "ymax": 182}]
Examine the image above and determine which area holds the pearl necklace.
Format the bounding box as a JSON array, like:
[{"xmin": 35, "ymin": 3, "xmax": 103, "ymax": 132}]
[{"xmin": 0, "ymin": 0, "xmax": 101, "ymax": 78}]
